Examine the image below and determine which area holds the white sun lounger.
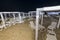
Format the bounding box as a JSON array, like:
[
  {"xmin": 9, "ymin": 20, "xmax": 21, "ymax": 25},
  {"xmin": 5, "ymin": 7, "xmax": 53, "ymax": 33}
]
[
  {"xmin": 46, "ymin": 31, "xmax": 57, "ymax": 40},
  {"xmin": 5, "ymin": 21, "xmax": 11, "ymax": 27},
  {"xmin": 29, "ymin": 21, "xmax": 45, "ymax": 30},
  {"xmin": 47, "ymin": 30, "xmax": 56, "ymax": 36},
  {"xmin": 48, "ymin": 22, "xmax": 57, "ymax": 31},
  {"xmin": 0, "ymin": 24, "xmax": 6, "ymax": 31},
  {"xmin": 29, "ymin": 21, "xmax": 36, "ymax": 29},
  {"xmin": 46, "ymin": 34, "xmax": 57, "ymax": 40},
  {"xmin": 15, "ymin": 17, "xmax": 24, "ymax": 23},
  {"xmin": 0, "ymin": 25, "xmax": 4, "ymax": 31}
]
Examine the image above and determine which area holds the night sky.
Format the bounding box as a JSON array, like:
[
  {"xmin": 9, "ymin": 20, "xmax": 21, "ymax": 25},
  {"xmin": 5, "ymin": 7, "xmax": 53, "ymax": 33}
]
[{"xmin": 0, "ymin": 0, "xmax": 60, "ymax": 12}]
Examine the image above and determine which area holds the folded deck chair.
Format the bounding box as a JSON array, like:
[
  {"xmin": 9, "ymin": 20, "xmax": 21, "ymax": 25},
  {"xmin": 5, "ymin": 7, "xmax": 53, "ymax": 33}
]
[{"xmin": 29, "ymin": 21, "xmax": 45, "ymax": 30}]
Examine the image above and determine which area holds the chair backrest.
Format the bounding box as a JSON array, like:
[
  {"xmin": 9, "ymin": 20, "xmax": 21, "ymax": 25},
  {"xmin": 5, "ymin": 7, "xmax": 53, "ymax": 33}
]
[
  {"xmin": 48, "ymin": 22, "xmax": 57, "ymax": 31},
  {"xmin": 51, "ymin": 22, "xmax": 57, "ymax": 28}
]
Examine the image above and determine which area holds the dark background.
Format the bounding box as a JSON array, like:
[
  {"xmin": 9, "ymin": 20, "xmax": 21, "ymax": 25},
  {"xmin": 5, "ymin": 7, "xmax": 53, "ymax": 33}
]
[{"xmin": 0, "ymin": 0, "xmax": 60, "ymax": 12}]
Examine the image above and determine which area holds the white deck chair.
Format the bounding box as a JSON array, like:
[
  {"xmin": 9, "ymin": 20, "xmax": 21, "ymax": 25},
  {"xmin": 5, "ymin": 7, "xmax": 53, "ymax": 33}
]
[
  {"xmin": 48, "ymin": 22, "xmax": 57, "ymax": 31},
  {"xmin": 15, "ymin": 17, "xmax": 24, "ymax": 23},
  {"xmin": 29, "ymin": 21, "xmax": 36, "ymax": 29},
  {"xmin": 14, "ymin": 17, "xmax": 19, "ymax": 23},
  {"xmin": 47, "ymin": 30, "xmax": 56, "ymax": 36},
  {"xmin": 10, "ymin": 19, "xmax": 16, "ymax": 25},
  {"xmin": 5, "ymin": 21, "xmax": 11, "ymax": 26},
  {"xmin": 0, "ymin": 25, "xmax": 4, "ymax": 31},
  {"xmin": 28, "ymin": 18, "xmax": 34, "ymax": 21},
  {"xmin": 5, "ymin": 19, "xmax": 12, "ymax": 27},
  {"xmin": 0, "ymin": 23, "xmax": 6, "ymax": 31},
  {"xmin": 51, "ymin": 22, "xmax": 57, "ymax": 27},
  {"xmin": 46, "ymin": 31, "xmax": 57, "ymax": 40},
  {"xmin": 46, "ymin": 34, "xmax": 57, "ymax": 40},
  {"xmin": 29, "ymin": 21, "xmax": 45, "ymax": 30}
]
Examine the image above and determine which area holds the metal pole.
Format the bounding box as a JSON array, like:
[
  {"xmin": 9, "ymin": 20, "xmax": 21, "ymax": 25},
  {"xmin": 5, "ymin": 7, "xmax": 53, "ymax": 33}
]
[
  {"xmin": 29, "ymin": 12, "xmax": 30, "ymax": 18},
  {"xmin": 4, "ymin": 13, "xmax": 7, "ymax": 20},
  {"xmin": 57, "ymin": 16, "xmax": 60, "ymax": 28},
  {"xmin": 41, "ymin": 12, "xmax": 44, "ymax": 25},
  {"xmin": 23, "ymin": 13, "xmax": 24, "ymax": 18},
  {"xmin": 13, "ymin": 13, "xmax": 15, "ymax": 20},
  {"xmin": 19, "ymin": 12, "xmax": 22, "ymax": 23},
  {"xmin": 13, "ymin": 13, "xmax": 16, "ymax": 24},
  {"xmin": 35, "ymin": 9, "xmax": 39, "ymax": 40},
  {"xmin": 0, "ymin": 13, "xmax": 5, "ymax": 27}
]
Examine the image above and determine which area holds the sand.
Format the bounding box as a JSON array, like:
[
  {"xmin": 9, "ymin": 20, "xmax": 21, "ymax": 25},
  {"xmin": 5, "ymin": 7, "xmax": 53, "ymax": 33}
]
[{"xmin": 0, "ymin": 21, "xmax": 34, "ymax": 40}]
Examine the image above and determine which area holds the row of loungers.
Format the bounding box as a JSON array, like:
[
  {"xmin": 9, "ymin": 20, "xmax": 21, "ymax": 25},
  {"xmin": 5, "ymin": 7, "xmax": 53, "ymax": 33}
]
[{"xmin": 0, "ymin": 12, "xmax": 24, "ymax": 31}]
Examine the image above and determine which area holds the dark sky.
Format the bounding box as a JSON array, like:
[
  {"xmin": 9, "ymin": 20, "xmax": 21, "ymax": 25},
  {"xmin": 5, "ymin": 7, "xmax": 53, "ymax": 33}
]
[{"xmin": 0, "ymin": 0, "xmax": 60, "ymax": 12}]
